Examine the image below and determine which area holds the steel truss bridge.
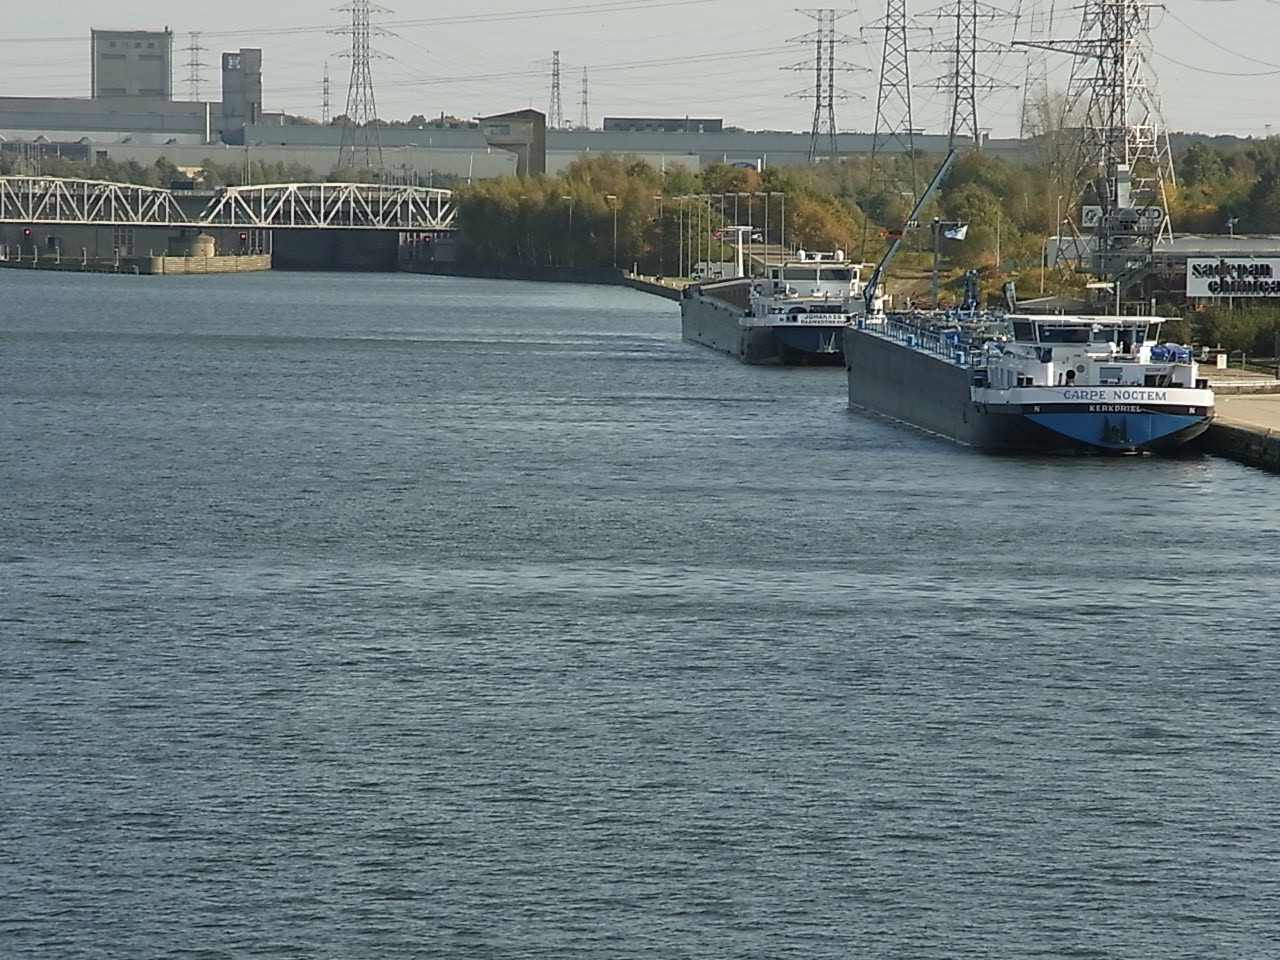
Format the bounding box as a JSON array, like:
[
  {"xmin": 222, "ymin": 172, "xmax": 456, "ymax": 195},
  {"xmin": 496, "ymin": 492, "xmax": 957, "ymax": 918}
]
[{"xmin": 0, "ymin": 178, "xmax": 456, "ymax": 231}]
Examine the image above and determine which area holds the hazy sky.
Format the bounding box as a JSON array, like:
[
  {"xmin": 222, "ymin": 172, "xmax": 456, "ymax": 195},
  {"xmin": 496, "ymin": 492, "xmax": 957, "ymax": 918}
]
[{"xmin": 0, "ymin": 0, "xmax": 1276, "ymax": 139}]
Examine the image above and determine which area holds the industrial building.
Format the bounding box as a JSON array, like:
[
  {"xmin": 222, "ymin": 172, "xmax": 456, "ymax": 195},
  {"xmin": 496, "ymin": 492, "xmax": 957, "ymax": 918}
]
[
  {"xmin": 0, "ymin": 27, "xmax": 1030, "ymax": 184},
  {"xmin": 91, "ymin": 28, "xmax": 174, "ymax": 99},
  {"xmin": 603, "ymin": 117, "xmax": 724, "ymax": 134},
  {"xmin": 220, "ymin": 49, "xmax": 263, "ymax": 129}
]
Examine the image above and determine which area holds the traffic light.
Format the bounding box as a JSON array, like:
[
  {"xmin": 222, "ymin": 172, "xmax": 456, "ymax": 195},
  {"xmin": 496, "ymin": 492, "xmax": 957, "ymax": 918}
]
[{"xmin": 22, "ymin": 228, "xmax": 31, "ymax": 237}]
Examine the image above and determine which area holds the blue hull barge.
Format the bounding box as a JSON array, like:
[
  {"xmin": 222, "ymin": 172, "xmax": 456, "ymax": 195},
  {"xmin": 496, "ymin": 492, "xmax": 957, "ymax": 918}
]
[{"xmin": 845, "ymin": 312, "xmax": 1214, "ymax": 454}]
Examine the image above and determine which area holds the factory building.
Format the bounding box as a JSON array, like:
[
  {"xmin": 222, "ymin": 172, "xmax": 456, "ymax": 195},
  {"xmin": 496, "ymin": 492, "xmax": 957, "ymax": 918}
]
[
  {"xmin": 91, "ymin": 29, "xmax": 174, "ymax": 99},
  {"xmin": 0, "ymin": 28, "xmax": 1030, "ymax": 183},
  {"xmin": 220, "ymin": 49, "xmax": 263, "ymax": 130}
]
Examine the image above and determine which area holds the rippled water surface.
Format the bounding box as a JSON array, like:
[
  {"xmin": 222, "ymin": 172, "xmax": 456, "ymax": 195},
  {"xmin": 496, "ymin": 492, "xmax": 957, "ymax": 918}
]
[{"xmin": 2, "ymin": 270, "xmax": 1279, "ymax": 959}]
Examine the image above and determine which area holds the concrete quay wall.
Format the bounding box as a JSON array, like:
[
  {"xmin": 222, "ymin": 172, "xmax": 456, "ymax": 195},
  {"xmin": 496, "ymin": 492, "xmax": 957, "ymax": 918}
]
[
  {"xmin": 1200, "ymin": 422, "xmax": 1280, "ymax": 473},
  {"xmin": 1196, "ymin": 393, "xmax": 1280, "ymax": 473},
  {"xmin": 139, "ymin": 254, "xmax": 272, "ymax": 275},
  {"xmin": 0, "ymin": 253, "xmax": 270, "ymax": 275},
  {"xmin": 398, "ymin": 259, "xmax": 621, "ymax": 285},
  {"xmin": 397, "ymin": 259, "xmax": 689, "ymax": 301}
]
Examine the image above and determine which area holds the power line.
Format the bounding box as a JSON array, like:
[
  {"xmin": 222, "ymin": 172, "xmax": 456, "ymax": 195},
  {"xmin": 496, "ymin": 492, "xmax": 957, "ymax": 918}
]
[{"xmin": 0, "ymin": 0, "xmax": 730, "ymax": 45}]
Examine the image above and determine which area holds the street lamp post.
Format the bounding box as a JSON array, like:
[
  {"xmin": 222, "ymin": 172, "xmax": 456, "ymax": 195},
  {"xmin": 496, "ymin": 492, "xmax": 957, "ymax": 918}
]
[
  {"xmin": 606, "ymin": 194, "xmax": 618, "ymax": 269},
  {"xmin": 1049, "ymin": 194, "xmax": 1063, "ymax": 274},
  {"xmin": 753, "ymin": 192, "xmax": 765, "ymax": 264},
  {"xmin": 653, "ymin": 195, "xmax": 664, "ymax": 277},
  {"xmin": 562, "ymin": 195, "xmax": 574, "ymax": 267},
  {"xmin": 1227, "ymin": 217, "xmax": 1240, "ymax": 309},
  {"xmin": 677, "ymin": 197, "xmax": 684, "ymax": 278},
  {"xmin": 771, "ymin": 191, "xmax": 785, "ymax": 257},
  {"xmin": 932, "ymin": 218, "xmax": 942, "ymax": 309},
  {"xmin": 1041, "ymin": 236, "xmax": 1048, "ymax": 294}
]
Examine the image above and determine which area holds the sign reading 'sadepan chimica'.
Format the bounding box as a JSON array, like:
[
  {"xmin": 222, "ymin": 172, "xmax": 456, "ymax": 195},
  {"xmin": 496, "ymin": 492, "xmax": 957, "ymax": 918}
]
[{"xmin": 1187, "ymin": 258, "xmax": 1280, "ymax": 297}]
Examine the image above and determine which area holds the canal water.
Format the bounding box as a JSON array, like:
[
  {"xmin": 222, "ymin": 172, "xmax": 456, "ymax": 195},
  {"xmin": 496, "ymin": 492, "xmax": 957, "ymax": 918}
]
[{"xmin": 2, "ymin": 271, "xmax": 1277, "ymax": 959}]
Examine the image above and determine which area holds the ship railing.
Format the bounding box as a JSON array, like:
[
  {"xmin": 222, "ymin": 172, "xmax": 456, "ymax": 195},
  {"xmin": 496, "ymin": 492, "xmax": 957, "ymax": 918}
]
[{"xmin": 878, "ymin": 317, "xmax": 977, "ymax": 364}]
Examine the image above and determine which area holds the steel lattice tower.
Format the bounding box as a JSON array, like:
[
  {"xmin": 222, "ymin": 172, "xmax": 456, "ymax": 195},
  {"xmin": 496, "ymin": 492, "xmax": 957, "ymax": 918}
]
[
  {"xmin": 1014, "ymin": 0, "xmax": 1059, "ymax": 140},
  {"xmin": 337, "ymin": 0, "xmax": 389, "ymax": 171},
  {"xmin": 186, "ymin": 33, "xmax": 207, "ymax": 102},
  {"xmin": 787, "ymin": 9, "xmax": 858, "ymax": 162},
  {"xmin": 1018, "ymin": 0, "xmax": 1175, "ymax": 287},
  {"xmin": 870, "ymin": 0, "xmax": 916, "ymax": 177},
  {"xmin": 549, "ymin": 51, "xmax": 564, "ymax": 130},
  {"xmin": 1021, "ymin": 0, "xmax": 1174, "ymax": 211},
  {"xmin": 948, "ymin": 0, "xmax": 980, "ymax": 147},
  {"xmin": 580, "ymin": 67, "xmax": 590, "ymax": 130},
  {"xmin": 918, "ymin": 0, "xmax": 1011, "ymax": 149},
  {"xmin": 1073, "ymin": 0, "xmax": 1174, "ymax": 202},
  {"xmin": 323, "ymin": 63, "xmax": 332, "ymax": 125}
]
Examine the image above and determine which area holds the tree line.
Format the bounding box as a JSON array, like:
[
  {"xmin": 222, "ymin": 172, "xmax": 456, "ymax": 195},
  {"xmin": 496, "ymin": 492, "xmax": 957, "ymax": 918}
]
[{"xmin": 6, "ymin": 133, "xmax": 1280, "ymax": 353}]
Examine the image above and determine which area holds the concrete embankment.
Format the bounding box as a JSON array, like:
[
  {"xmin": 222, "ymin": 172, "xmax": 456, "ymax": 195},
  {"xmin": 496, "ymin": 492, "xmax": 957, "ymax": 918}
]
[
  {"xmin": 0, "ymin": 254, "xmax": 271, "ymax": 276},
  {"xmin": 1200, "ymin": 421, "xmax": 1280, "ymax": 472},
  {"xmin": 398, "ymin": 258, "xmax": 688, "ymax": 301},
  {"xmin": 1199, "ymin": 391, "xmax": 1280, "ymax": 473}
]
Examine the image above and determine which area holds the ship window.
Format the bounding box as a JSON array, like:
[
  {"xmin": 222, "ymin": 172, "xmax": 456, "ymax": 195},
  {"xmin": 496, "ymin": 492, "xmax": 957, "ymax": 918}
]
[
  {"xmin": 1093, "ymin": 324, "xmax": 1148, "ymax": 346},
  {"xmin": 782, "ymin": 268, "xmax": 818, "ymax": 282},
  {"xmin": 1012, "ymin": 320, "xmax": 1035, "ymax": 342},
  {"xmin": 1038, "ymin": 325, "xmax": 1090, "ymax": 343},
  {"xmin": 819, "ymin": 267, "xmax": 853, "ymax": 281}
]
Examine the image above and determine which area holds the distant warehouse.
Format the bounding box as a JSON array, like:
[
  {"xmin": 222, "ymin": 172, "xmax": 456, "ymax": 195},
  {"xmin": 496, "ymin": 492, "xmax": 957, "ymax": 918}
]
[{"xmin": 603, "ymin": 117, "xmax": 724, "ymax": 134}]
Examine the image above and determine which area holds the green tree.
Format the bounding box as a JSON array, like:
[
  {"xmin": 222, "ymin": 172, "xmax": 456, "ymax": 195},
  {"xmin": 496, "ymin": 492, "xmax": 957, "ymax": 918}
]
[{"xmin": 1178, "ymin": 141, "xmax": 1226, "ymax": 186}]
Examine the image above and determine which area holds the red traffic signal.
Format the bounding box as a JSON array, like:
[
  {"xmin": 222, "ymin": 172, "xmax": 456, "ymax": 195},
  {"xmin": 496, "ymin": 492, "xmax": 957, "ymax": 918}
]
[
  {"xmin": 238, "ymin": 232, "xmax": 248, "ymax": 241},
  {"xmin": 23, "ymin": 228, "xmax": 32, "ymax": 236}
]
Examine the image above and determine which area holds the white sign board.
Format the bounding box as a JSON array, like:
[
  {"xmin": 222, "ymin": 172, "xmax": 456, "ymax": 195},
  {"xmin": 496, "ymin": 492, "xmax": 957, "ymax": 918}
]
[
  {"xmin": 1081, "ymin": 205, "xmax": 1102, "ymax": 229},
  {"xmin": 1187, "ymin": 258, "xmax": 1280, "ymax": 297}
]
